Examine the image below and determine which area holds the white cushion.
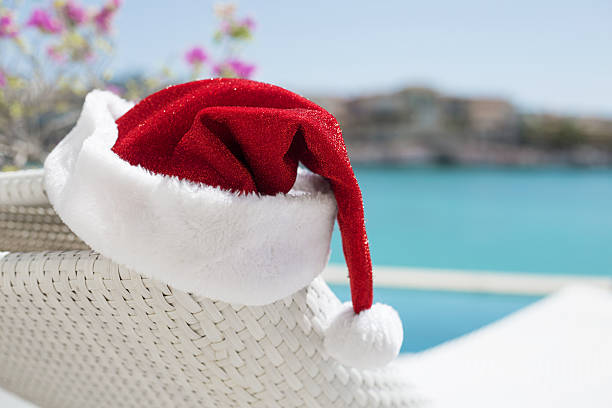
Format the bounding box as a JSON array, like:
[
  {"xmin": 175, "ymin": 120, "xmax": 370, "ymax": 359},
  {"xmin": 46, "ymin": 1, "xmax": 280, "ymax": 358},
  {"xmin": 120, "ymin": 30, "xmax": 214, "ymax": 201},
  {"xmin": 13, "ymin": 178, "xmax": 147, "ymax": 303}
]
[{"xmin": 399, "ymin": 285, "xmax": 612, "ymax": 408}]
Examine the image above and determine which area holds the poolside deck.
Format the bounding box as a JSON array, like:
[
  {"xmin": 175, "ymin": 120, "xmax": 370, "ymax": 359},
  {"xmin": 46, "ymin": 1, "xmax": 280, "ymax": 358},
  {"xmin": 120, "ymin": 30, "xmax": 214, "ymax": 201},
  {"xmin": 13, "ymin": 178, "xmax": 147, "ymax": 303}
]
[{"xmin": 323, "ymin": 264, "xmax": 612, "ymax": 295}]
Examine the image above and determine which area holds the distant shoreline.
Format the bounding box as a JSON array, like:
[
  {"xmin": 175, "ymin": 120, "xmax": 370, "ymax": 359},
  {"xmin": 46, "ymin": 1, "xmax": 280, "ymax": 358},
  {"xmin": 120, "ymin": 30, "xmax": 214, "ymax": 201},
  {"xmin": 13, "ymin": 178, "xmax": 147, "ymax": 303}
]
[
  {"xmin": 350, "ymin": 161, "xmax": 612, "ymax": 170},
  {"xmin": 347, "ymin": 145, "xmax": 612, "ymax": 168},
  {"xmin": 313, "ymin": 86, "xmax": 612, "ymax": 169}
]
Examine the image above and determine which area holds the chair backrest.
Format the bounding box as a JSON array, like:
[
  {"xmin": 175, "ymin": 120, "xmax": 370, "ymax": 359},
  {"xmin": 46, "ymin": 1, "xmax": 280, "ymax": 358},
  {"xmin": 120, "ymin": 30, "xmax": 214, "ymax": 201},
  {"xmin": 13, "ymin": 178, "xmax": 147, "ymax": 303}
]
[{"xmin": 0, "ymin": 170, "xmax": 426, "ymax": 407}]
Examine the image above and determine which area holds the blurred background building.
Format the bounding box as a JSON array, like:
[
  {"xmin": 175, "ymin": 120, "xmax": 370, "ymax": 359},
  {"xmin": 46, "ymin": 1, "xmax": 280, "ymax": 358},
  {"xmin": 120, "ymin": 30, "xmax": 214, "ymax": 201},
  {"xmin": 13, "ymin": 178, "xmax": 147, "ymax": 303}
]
[{"xmin": 315, "ymin": 89, "xmax": 612, "ymax": 166}]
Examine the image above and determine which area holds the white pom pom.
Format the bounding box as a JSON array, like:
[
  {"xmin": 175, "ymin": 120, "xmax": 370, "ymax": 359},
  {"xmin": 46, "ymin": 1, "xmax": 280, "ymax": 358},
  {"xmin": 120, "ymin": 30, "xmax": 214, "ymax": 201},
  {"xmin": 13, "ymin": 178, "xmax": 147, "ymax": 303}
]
[{"xmin": 324, "ymin": 302, "xmax": 403, "ymax": 370}]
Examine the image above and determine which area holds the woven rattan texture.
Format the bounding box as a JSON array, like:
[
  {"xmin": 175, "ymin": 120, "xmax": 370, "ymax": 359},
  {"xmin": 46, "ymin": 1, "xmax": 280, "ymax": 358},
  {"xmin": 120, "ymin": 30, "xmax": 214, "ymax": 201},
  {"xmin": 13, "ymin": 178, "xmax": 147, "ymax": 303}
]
[
  {"xmin": 0, "ymin": 204, "xmax": 88, "ymax": 252},
  {"xmin": 0, "ymin": 251, "xmax": 424, "ymax": 408},
  {"xmin": 0, "ymin": 169, "xmax": 47, "ymax": 206}
]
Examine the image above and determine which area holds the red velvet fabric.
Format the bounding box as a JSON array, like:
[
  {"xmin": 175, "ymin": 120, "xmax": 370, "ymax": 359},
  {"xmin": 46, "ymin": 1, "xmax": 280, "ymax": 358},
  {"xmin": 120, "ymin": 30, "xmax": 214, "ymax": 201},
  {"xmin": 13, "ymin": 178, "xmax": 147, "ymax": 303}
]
[{"xmin": 113, "ymin": 78, "xmax": 372, "ymax": 313}]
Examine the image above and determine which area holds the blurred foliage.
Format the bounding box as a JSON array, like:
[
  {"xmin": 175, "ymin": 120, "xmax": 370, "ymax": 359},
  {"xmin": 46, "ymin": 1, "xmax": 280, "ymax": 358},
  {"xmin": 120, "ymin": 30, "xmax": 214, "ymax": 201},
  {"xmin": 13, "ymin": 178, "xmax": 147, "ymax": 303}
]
[
  {"xmin": 0, "ymin": 1, "xmax": 256, "ymax": 168},
  {"xmin": 517, "ymin": 115, "xmax": 610, "ymax": 150}
]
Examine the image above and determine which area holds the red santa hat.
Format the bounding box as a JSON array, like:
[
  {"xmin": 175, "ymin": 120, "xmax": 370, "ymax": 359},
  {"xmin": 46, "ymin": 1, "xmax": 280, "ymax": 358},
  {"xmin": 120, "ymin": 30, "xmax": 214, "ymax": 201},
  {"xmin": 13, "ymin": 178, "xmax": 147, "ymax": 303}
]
[{"xmin": 44, "ymin": 78, "xmax": 402, "ymax": 369}]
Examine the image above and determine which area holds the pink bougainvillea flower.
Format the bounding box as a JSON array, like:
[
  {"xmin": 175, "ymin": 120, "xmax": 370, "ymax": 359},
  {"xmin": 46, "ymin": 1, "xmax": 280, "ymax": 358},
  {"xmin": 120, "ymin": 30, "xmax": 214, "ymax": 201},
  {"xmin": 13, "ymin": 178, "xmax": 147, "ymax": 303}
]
[
  {"xmin": 93, "ymin": 0, "xmax": 120, "ymax": 33},
  {"xmin": 47, "ymin": 46, "xmax": 65, "ymax": 62},
  {"xmin": 63, "ymin": 1, "xmax": 87, "ymax": 25},
  {"xmin": 0, "ymin": 13, "xmax": 19, "ymax": 38},
  {"xmin": 213, "ymin": 59, "xmax": 256, "ymax": 79},
  {"xmin": 0, "ymin": 71, "xmax": 6, "ymax": 87},
  {"xmin": 220, "ymin": 20, "xmax": 231, "ymax": 34},
  {"xmin": 27, "ymin": 8, "xmax": 63, "ymax": 33},
  {"xmin": 241, "ymin": 17, "xmax": 255, "ymax": 30},
  {"xmin": 228, "ymin": 59, "xmax": 256, "ymax": 78},
  {"xmin": 93, "ymin": 9, "xmax": 112, "ymax": 32},
  {"xmin": 185, "ymin": 46, "xmax": 207, "ymax": 65}
]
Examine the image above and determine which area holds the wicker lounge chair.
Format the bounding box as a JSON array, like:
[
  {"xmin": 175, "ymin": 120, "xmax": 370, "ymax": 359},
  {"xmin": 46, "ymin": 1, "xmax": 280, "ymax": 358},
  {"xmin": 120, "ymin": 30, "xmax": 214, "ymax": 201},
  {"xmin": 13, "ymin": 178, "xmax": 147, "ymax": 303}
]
[{"xmin": 0, "ymin": 169, "xmax": 425, "ymax": 407}]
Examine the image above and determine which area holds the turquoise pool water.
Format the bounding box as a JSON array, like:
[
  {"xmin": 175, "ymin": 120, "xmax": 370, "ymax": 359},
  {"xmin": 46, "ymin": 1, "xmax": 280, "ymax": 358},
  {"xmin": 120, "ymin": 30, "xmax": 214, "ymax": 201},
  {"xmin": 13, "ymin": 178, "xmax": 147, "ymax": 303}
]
[
  {"xmin": 328, "ymin": 166, "xmax": 612, "ymax": 352},
  {"xmin": 331, "ymin": 166, "xmax": 612, "ymax": 276},
  {"xmin": 331, "ymin": 285, "xmax": 540, "ymax": 353}
]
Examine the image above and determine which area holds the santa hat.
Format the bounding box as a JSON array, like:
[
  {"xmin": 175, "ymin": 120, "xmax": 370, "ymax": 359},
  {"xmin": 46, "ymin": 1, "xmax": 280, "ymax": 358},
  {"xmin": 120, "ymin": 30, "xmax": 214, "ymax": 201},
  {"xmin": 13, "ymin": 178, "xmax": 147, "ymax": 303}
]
[{"xmin": 44, "ymin": 78, "xmax": 403, "ymax": 369}]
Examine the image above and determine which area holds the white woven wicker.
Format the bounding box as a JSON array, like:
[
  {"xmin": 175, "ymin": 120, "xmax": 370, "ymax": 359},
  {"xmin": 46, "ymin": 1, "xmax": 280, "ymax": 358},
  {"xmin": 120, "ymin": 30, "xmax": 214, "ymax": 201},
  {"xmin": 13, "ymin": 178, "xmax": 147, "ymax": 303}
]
[{"xmin": 0, "ymin": 170, "xmax": 426, "ymax": 408}]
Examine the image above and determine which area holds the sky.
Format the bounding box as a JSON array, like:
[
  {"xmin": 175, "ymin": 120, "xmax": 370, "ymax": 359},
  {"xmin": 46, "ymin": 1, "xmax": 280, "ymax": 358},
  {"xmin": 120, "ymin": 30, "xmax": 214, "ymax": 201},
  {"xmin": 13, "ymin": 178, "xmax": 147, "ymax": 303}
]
[{"xmin": 109, "ymin": 0, "xmax": 612, "ymax": 117}]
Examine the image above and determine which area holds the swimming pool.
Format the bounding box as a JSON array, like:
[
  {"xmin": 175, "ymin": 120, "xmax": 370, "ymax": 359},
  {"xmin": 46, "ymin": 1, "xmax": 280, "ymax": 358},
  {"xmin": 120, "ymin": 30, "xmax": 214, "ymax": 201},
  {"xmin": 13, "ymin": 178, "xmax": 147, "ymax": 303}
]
[
  {"xmin": 330, "ymin": 285, "xmax": 540, "ymax": 353},
  {"xmin": 328, "ymin": 166, "xmax": 611, "ymax": 351},
  {"xmin": 330, "ymin": 166, "xmax": 612, "ymax": 276}
]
